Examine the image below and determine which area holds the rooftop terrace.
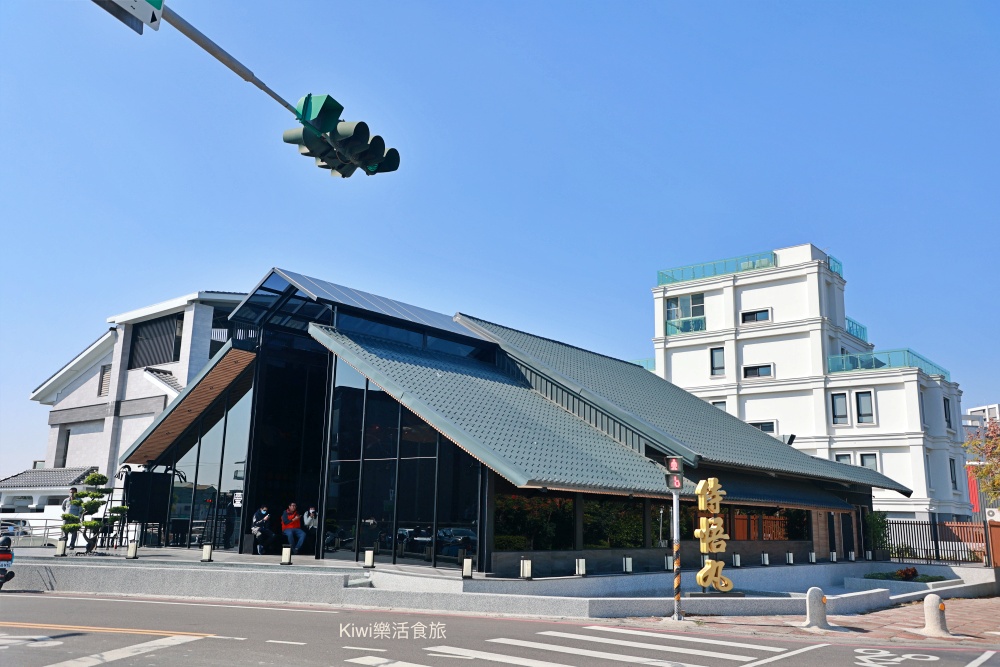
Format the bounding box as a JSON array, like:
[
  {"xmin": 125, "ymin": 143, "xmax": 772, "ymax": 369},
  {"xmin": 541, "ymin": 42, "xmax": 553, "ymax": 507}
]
[{"xmin": 657, "ymin": 251, "xmax": 777, "ymax": 285}]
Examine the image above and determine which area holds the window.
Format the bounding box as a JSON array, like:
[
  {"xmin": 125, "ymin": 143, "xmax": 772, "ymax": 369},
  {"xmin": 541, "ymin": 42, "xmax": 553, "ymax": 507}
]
[
  {"xmin": 128, "ymin": 314, "xmax": 184, "ymax": 369},
  {"xmin": 711, "ymin": 401, "xmax": 727, "ymax": 410},
  {"xmin": 943, "ymin": 397, "xmax": 953, "ymax": 430},
  {"xmin": 740, "ymin": 309, "xmax": 770, "ymax": 324},
  {"xmin": 749, "ymin": 421, "xmax": 776, "ymax": 434},
  {"xmin": 949, "ymin": 458, "xmax": 958, "ymax": 490},
  {"xmin": 925, "ymin": 454, "xmax": 932, "ymax": 489},
  {"xmin": 743, "ymin": 364, "xmax": 772, "ymax": 379},
  {"xmin": 835, "ymin": 453, "xmax": 852, "ymax": 464},
  {"xmin": 98, "ymin": 364, "xmax": 112, "ymax": 397},
  {"xmin": 860, "ymin": 453, "xmax": 878, "ymax": 471},
  {"xmin": 831, "ymin": 393, "xmax": 848, "ymax": 424},
  {"xmin": 856, "ymin": 391, "xmax": 874, "ymax": 424},
  {"xmin": 919, "ymin": 391, "xmax": 926, "ymax": 426},
  {"xmin": 710, "ymin": 348, "xmax": 725, "ymax": 376},
  {"xmin": 665, "ymin": 293, "xmax": 704, "ymax": 320}
]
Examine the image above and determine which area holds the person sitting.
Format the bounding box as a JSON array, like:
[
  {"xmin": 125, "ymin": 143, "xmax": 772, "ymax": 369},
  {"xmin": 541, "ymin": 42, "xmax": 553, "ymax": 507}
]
[
  {"xmin": 281, "ymin": 502, "xmax": 306, "ymax": 555},
  {"xmin": 302, "ymin": 506, "xmax": 319, "ymax": 552},
  {"xmin": 251, "ymin": 505, "xmax": 276, "ymax": 555}
]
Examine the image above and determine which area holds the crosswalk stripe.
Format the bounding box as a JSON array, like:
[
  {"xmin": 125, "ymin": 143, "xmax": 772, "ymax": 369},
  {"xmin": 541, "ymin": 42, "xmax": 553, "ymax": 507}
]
[
  {"xmin": 486, "ymin": 638, "xmax": 711, "ymax": 667},
  {"xmin": 424, "ymin": 646, "xmax": 580, "ymax": 667},
  {"xmin": 345, "ymin": 656, "xmax": 436, "ymax": 667},
  {"xmin": 584, "ymin": 626, "xmax": 785, "ymax": 652},
  {"xmin": 537, "ymin": 631, "xmax": 753, "ymax": 661},
  {"xmin": 741, "ymin": 644, "xmax": 828, "ymax": 667},
  {"xmin": 39, "ymin": 635, "xmax": 203, "ymax": 667}
]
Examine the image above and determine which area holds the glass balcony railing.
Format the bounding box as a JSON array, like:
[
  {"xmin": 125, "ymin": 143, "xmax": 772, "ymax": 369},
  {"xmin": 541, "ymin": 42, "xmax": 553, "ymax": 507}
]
[
  {"xmin": 828, "ymin": 255, "xmax": 844, "ymax": 277},
  {"xmin": 657, "ymin": 251, "xmax": 777, "ymax": 286},
  {"xmin": 828, "ymin": 348, "xmax": 950, "ymax": 381},
  {"xmin": 845, "ymin": 316, "xmax": 868, "ymax": 342},
  {"xmin": 666, "ymin": 316, "xmax": 707, "ymax": 336},
  {"xmin": 631, "ymin": 358, "xmax": 656, "ymax": 372}
]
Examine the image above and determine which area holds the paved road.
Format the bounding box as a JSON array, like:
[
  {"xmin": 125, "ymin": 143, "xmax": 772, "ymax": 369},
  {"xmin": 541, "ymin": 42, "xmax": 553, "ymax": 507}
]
[{"xmin": 0, "ymin": 592, "xmax": 996, "ymax": 667}]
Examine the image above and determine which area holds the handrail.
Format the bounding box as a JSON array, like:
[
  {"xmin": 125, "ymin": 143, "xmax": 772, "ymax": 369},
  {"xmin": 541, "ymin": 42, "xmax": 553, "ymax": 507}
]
[
  {"xmin": 658, "ymin": 251, "xmax": 777, "ymax": 286},
  {"xmin": 828, "ymin": 349, "xmax": 950, "ymax": 381}
]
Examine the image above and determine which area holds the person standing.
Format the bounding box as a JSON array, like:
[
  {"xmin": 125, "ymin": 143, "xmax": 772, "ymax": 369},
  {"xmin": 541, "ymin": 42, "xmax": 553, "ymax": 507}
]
[
  {"xmin": 281, "ymin": 502, "xmax": 306, "ymax": 555},
  {"xmin": 251, "ymin": 505, "xmax": 276, "ymax": 555},
  {"xmin": 61, "ymin": 487, "xmax": 82, "ymax": 549}
]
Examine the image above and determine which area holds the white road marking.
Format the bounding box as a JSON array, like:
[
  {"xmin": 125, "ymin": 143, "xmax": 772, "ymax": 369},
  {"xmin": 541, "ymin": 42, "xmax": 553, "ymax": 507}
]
[
  {"xmin": 426, "ymin": 653, "xmax": 474, "ymax": 659},
  {"xmin": 740, "ymin": 643, "xmax": 829, "ymax": 667},
  {"xmin": 485, "ymin": 638, "xmax": 710, "ymax": 667},
  {"xmin": 207, "ymin": 635, "xmax": 246, "ymax": 640},
  {"xmin": 0, "ymin": 633, "xmax": 62, "ymax": 648},
  {"xmin": 536, "ymin": 630, "xmax": 752, "ymax": 661},
  {"xmin": 344, "ymin": 646, "xmax": 388, "ymax": 651},
  {"xmin": 345, "ymin": 657, "xmax": 436, "ymax": 667},
  {"xmin": 265, "ymin": 639, "xmax": 306, "ymax": 645},
  {"xmin": 3, "ymin": 593, "xmax": 338, "ymax": 614},
  {"xmin": 584, "ymin": 625, "xmax": 786, "ymax": 652},
  {"xmin": 964, "ymin": 652, "xmax": 998, "ymax": 667},
  {"xmin": 39, "ymin": 634, "xmax": 202, "ymax": 667},
  {"xmin": 425, "ymin": 646, "xmax": 581, "ymax": 667}
]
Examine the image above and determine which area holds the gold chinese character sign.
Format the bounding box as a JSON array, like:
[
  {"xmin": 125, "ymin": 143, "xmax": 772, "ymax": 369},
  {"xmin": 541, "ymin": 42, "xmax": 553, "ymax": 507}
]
[{"xmin": 694, "ymin": 477, "xmax": 734, "ymax": 593}]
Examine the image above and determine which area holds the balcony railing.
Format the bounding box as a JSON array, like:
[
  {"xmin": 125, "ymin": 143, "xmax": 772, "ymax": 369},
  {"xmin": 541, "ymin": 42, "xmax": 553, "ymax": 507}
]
[
  {"xmin": 657, "ymin": 251, "xmax": 777, "ymax": 286},
  {"xmin": 828, "ymin": 348, "xmax": 950, "ymax": 381},
  {"xmin": 845, "ymin": 317, "xmax": 868, "ymax": 342},
  {"xmin": 666, "ymin": 316, "xmax": 707, "ymax": 336},
  {"xmin": 828, "ymin": 255, "xmax": 844, "ymax": 277},
  {"xmin": 630, "ymin": 358, "xmax": 656, "ymax": 372}
]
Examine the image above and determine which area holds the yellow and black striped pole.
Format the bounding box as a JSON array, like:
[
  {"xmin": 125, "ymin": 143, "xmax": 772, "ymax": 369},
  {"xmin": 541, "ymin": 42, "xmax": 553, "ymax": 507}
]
[{"xmin": 672, "ymin": 489, "xmax": 682, "ymax": 620}]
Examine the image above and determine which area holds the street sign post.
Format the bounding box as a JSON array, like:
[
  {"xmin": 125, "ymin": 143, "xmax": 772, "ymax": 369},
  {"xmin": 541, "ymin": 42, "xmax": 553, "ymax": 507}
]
[
  {"xmin": 112, "ymin": 0, "xmax": 163, "ymax": 31},
  {"xmin": 664, "ymin": 456, "xmax": 685, "ymax": 621}
]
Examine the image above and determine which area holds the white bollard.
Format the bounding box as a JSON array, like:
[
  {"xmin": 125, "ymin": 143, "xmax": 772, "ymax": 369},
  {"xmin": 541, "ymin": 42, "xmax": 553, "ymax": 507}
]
[
  {"xmin": 280, "ymin": 545, "xmax": 293, "ymax": 566},
  {"xmin": 575, "ymin": 558, "xmax": 586, "ymax": 576},
  {"xmin": 761, "ymin": 553, "xmax": 770, "ymax": 566},
  {"xmin": 800, "ymin": 586, "xmax": 833, "ymax": 629},
  {"xmin": 785, "ymin": 552, "xmax": 794, "ymax": 565},
  {"xmin": 623, "ymin": 556, "xmax": 633, "ymax": 573},
  {"xmin": 125, "ymin": 540, "xmax": 139, "ymax": 560},
  {"xmin": 918, "ymin": 594, "xmax": 953, "ymax": 638},
  {"xmin": 520, "ymin": 557, "xmax": 532, "ymax": 580},
  {"xmin": 732, "ymin": 553, "xmax": 741, "ymax": 568},
  {"xmin": 54, "ymin": 537, "xmax": 68, "ymax": 557},
  {"xmin": 363, "ymin": 549, "xmax": 375, "ymax": 568},
  {"xmin": 201, "ymin": 544, "xmax": 213, "ymax": 563},
  {"xmin": 808, "ymin": 551, "xmax": 816, "ymax": 564},
  {"xmin": 462, "ymin": 557, "xmax": 473, "ymax": 579},
  {"xmin": 829, "ymin": 551, "xmax": 838, "ymax": 563},
  {"xmin": 665, "ymin": 555, "xmax": 674, "ymax": 571}
]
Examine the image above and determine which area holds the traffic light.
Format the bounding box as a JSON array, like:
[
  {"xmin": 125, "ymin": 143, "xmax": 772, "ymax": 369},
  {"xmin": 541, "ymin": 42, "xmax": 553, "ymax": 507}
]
[
  {"xmin": 282, "ymin": 94, "xmax": 400, "ymax": 178},
  {"xmin": 665, "ymin": 456, "xmax": 684, "ymax": 491}
]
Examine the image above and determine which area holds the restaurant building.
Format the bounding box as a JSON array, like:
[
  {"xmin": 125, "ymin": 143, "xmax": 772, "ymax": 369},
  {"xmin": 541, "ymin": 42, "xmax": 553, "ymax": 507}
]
[{"xmin": 120, "ymin": 268, "xmax": 911, "ymax": 575}]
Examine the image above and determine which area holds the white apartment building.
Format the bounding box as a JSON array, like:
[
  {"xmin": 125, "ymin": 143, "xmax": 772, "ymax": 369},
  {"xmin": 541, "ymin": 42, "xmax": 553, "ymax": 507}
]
[
  {"xmin": 650, "ymin": 243, "xmax": 971, "ymax": 521},
  {"xmin": 0, "ymin": 291, "xmax": 245, "ymax": 513}
]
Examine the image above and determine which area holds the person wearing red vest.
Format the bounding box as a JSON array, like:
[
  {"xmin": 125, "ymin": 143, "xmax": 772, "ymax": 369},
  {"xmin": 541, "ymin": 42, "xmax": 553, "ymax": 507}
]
[{"xmin": 281, "ymin": 502, "xmax": 306, "ymax": 554}]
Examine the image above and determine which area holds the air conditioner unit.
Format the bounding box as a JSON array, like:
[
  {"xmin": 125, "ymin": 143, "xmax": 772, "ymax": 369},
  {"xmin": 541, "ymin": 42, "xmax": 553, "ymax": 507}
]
[{"xmin": 986, "ymin": 507, "xmax": 999, "ymax": 522}]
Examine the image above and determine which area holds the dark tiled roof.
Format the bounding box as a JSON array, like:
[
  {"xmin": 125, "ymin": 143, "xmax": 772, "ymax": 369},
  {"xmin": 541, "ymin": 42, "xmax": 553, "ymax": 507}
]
[
  {"xmin": 456, "ymin": 314, "xmax": 911, "ymax": 495},
  {"xmin": 146, "ymin": 367, "xmax": 183, "ymax": 392},
  {"xmin": 0, "ymin": 467, "xmax": 95, "ymax": 489},
  {"xmin": 309, "ymin": 324, "xmax": 669, "ymax": 495}
]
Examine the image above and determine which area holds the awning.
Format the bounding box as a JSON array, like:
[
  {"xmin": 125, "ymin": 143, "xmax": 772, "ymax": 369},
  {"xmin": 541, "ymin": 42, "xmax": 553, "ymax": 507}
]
[
  {"xmin": 120, "ymin": 340, "xmax": 256, "ymax": 465},
  {"xmin": 677, "ymin": 468, "xmax": 854, "ymax": 511}
]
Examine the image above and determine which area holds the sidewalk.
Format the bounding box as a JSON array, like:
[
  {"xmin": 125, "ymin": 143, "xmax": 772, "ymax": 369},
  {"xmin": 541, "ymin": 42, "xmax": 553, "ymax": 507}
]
[{"xmin": 635, "ymin": 597, "xmax": 1000, "ymax": 645}]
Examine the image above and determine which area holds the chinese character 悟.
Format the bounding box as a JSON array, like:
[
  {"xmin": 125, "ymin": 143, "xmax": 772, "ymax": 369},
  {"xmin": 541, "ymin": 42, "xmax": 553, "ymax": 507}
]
[{"xmin": 694, "ymin": 516, "xmax": 730, "ymax": 553}]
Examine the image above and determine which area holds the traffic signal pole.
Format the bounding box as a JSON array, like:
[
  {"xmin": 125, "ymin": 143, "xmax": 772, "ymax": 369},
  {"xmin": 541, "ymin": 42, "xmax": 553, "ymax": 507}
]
[
  {"xmin": 161, "ymin": 6, "xmax": 300, "ymax": 120},
  {"xmin": 672, "ymin": 489, "xmax": 682, "ymax": 621}
]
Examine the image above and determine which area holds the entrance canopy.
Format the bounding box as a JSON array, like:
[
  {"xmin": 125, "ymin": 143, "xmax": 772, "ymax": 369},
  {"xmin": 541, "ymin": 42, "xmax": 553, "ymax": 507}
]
[{"xmin": 120, "ymin": 340, "xmax": 256, "ymax": 465}]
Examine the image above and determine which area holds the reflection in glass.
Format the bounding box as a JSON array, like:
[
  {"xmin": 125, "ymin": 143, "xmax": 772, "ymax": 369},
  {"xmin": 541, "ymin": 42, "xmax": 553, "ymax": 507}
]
[
  {"xmin": 583, "ymin": 496, "xmax": 644, "ymax": 548},
  {"xmin": 169, "ymin": 431, "xmax": 199, "ymax": 547},
  {"xmin": 395, "ymin": 458, "xmax": 436, "ymax": 562},
  {"xmin": 331, "ymin": 358, "xmax": 365, "ymax": 461},
  {"xmin": 324, "ymin": 460, "xmax": 360, "ymax": 559},
  {"xmin": 217, "ymin": 373, "xmax": 253, "ymax": 550},
  {"xmin": 360, "ymin": 459, "xmax": 396, "ymax": 563},
  {"xmin": 191, "ymin": 402, "xmax": 224, "ymax": 547},
  {"xmin": 436, "ymin": 441, "xmax": 480, "ymax": 567},
  {"xmin": 400, "ymin": 408, "xmax": 436, "ymax": 458},
  {"xmin": 363, "ymin": 383, "xmax": 399, "ymax": 460},
  {"xmin": 494, "ymin": 488, "xmax": 574, "ymax": 551}
]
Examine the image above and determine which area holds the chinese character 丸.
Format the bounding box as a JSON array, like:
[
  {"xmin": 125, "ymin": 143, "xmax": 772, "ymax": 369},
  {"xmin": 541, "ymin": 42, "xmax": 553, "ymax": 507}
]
[
  {"xmin": 695, "ymin": 477, "xmax": 726, "ymax": 514},
  {"xmin": 696, "ymin": 558, "xmax": 733, "ymax": 592},
  {"xmin": 694, "ymin": 516, "xmax": 729, "ymax": 553}
]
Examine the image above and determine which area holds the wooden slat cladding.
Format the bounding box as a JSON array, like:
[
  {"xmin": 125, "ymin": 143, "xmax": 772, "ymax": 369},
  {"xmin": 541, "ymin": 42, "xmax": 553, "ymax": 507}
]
[
  {"xmin": 124, "ymin": 348, "xmax": 256, "ymax": 464},
  {"xmin": 499, "ymin": 354, "xmax": 647, "ymax": 454}
]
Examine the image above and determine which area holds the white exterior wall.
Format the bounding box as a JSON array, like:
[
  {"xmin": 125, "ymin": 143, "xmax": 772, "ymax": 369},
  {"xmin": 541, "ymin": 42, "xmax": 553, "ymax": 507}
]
[
  {"xmin": 652, "ymin": 243, "xmax": 972, "ymax": 521},
  {"xmin": 62, "ymin": 420, "xmax": 106, "ymax": 468}
]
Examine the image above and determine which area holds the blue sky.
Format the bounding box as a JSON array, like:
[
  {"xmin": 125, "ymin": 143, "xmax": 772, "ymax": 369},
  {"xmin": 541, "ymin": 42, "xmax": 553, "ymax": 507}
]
[{"xmin": 1, "ymin": 2, "xmax": 997, "ymax": 478}]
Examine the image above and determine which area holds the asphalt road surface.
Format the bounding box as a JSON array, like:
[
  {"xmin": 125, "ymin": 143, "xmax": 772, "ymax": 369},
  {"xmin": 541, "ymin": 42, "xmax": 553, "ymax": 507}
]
[{"xmin": 0, "ymin": 592, "xmax": 996, "ymax": 667}]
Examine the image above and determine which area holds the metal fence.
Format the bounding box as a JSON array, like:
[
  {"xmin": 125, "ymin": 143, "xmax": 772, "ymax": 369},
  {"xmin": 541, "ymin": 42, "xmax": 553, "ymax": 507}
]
[{"xmin": 881, "ymin": 519, "xmax": 990, "ymax": 565}]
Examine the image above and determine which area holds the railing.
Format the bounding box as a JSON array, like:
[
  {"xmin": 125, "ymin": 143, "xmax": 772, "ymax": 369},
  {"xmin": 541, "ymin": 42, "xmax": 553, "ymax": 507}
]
[
  {"xmin": 657, "ymin": 251, "xmax": 777, "ymax": 285},
  {"xmin": 828, "ymin": 348, "xmax": 950, "ymax": 381},
  {"xmin": 880, "ymin": 519, "xmax": 987, "ymax": 564},
  {"xmin": 845, "ymin": 316, "xmax": 868, "ymax": 342},
  {"xmin": 630, "ymin": 358, "xmax": 655, "ymax": 372},
  {"xmin": 828, "ymin": 255, "xmax": 844, "ymax": 277},
  {"xmin": 665, "ymin": 316, "xmax": 707, "ymax": 336}
]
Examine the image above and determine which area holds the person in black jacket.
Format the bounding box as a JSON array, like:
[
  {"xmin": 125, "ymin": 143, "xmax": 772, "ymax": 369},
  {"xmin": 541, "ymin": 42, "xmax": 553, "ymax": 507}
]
[{"xmin": 251, "ymin": 505, "xmax": 276, "ymax": 555}]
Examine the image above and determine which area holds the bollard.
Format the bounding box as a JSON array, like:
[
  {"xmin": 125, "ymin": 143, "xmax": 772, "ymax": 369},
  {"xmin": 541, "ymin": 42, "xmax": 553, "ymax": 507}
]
[
  {"xmin": 575, "ymin": 558, "xmax": 586, "ymax": 576},
  {"xmin": 54, "ymin": 537, "xmax": 68, "ymax": 557},
  {"xmin": 363, "ymin": 549, "xmax": 375, "ymax": 568},
  {"xmin": 520, "ymin": 557, "xmax": 532, "ymax": 580},
  {"xmin": 918, "ymin": 594, "xmax": 953, "ymax": 638},
  {"xmin": 829, "ymin": 551, "xmax": 837, "ymax": 563},
  {"xmin": 800, "ymin": 586, "xmax": 833, "ymax": 629},
  {"xmin": 201, "ymin": 544, "xmax": 214, "ymax": 563},
  {"xmin": 761, "ymin": 553, "xmax": 770, "ymax": 566},
  {"xmin": 732, "ymin": 553, "xmax": 741, "ymax": 568},
  {"xmin": 865, "ymin": 550, "xmax": 873, "ymax": 561},
  {"xmin": 785, "ymin": 552, "xmax": 794, "ymax": 565},
  {"xmin": 280, "ymin": 545, "xmax": 293, "ymax": 566},
  {"xmin": 125, "ymin": 540, "xmax": 139, "ymax": 560},
  {"xmin": 461, "ymin": 557, "xmax": 473, "ymax": 579},
  {"xmin": 623, "ymin": 556, "xmax": 633, "ymax": 573},
  {"xmin": 665, "ymin": 555, "xmax": 674, "ymax": 571},
  {"xmin": 848, "ymin": 550, "xmax": 856, "ymax": 562},
  {"xmin": 808, "ymin": 551, "xmax": 816, "ymax": 564}
]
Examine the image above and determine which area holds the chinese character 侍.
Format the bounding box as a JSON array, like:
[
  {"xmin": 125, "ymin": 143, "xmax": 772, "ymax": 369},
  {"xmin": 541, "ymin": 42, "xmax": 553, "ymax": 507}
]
[{"xmin": 695, "ymin": 477, "xmax": 726, "ymax": 514}]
